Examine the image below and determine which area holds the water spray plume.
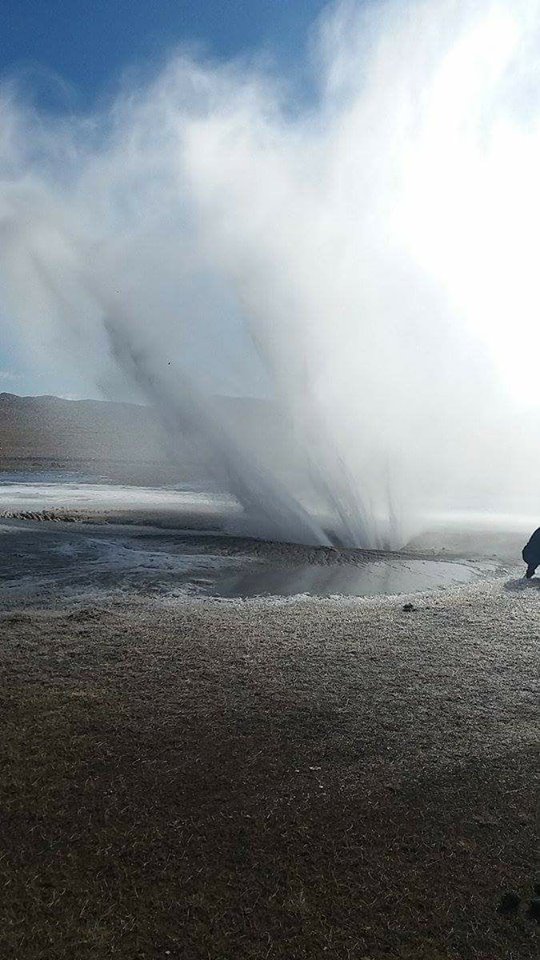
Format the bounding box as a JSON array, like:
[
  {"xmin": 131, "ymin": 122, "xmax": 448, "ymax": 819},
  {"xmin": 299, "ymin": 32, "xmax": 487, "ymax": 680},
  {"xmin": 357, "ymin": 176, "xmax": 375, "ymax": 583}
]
[{"xmin": 1, "ymin": 0, "xmax": 540, "ymax": 546}]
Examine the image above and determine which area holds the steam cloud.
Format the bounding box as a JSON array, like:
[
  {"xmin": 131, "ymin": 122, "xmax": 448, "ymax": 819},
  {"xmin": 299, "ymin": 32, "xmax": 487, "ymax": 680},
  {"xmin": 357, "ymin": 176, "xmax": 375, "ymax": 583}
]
[{"xmin": 2, "ymin": 0, "xmax": 540, "ymax": 546}]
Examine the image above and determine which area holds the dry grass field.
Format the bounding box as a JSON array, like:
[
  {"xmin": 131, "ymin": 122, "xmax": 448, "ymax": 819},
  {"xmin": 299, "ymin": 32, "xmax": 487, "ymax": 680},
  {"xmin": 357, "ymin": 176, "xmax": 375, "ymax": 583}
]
[{"xmin": 1, "ymin": 578, "xmax": 539, "ymax": 959}]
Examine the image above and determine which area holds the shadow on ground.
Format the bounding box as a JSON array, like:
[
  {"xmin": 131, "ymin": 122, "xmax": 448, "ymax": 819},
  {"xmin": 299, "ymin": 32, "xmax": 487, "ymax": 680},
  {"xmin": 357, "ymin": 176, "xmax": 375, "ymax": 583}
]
[{"xmin": 504, "ymin": 577, "xmax": 540, "ymax": 592}]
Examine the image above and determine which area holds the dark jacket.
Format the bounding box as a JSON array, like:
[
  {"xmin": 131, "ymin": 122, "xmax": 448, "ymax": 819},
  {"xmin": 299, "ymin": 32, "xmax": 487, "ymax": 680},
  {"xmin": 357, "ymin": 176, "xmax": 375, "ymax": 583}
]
[{"xmin": 522, "ymin": 527, "xmax": 540, "ymax": 565}]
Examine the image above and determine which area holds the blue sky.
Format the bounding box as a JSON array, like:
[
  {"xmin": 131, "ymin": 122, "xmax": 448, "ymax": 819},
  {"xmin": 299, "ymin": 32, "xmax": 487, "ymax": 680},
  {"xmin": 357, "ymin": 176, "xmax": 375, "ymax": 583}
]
[
  {"xmin": 2, "ymin": 0, "xmax": 329, "ymax": 110},
  {"xmin": 1, "ymin": 0, "xmax": 331, "ymax": 396}
]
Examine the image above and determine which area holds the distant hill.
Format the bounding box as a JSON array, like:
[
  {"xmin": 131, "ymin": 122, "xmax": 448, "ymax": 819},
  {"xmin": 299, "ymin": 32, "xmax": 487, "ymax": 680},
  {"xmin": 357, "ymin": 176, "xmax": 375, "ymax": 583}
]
[
  {"xmin": 0, "ymin": 393, "xmax": 173, "ymax": 464},
  {"xmin": 0, "ymin": 393, "xmax": 289, "ymax": 481}
]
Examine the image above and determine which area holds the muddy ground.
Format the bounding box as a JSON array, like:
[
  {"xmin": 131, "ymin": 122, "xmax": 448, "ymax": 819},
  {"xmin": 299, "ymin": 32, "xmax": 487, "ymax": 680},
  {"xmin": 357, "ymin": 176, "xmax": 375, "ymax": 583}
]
[{"xmin": 1, "ymin": 573, "xmax": 539, "ymax": 959}]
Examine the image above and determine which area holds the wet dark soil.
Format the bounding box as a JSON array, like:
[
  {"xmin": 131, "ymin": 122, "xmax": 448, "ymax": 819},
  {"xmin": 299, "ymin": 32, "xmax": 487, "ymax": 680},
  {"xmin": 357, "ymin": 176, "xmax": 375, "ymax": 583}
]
[{"xmin": 0, "ymin": 520, "xmax": 496, "ymax": 607}]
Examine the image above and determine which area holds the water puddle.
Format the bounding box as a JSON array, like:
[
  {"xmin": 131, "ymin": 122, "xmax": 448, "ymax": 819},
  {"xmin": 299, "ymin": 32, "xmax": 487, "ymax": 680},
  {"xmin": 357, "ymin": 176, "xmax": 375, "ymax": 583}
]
[{"xmin": 205, "ymin": 556, "xmax": 479, "ymax": 599}]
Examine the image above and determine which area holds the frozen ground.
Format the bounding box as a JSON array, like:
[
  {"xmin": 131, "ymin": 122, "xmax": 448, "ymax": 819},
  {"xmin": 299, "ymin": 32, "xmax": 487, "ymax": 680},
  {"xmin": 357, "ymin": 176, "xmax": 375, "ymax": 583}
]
[{"xmin": 0, "ymin": 477, "xmax": 238, "ymax": 526}]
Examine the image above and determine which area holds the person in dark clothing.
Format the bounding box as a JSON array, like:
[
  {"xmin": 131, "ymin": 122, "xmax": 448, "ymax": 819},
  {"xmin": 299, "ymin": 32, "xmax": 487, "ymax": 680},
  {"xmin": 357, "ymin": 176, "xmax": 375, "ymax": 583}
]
[{"xmin": 522, "ymin": 527, "xmax": 540, "ymax": 578}]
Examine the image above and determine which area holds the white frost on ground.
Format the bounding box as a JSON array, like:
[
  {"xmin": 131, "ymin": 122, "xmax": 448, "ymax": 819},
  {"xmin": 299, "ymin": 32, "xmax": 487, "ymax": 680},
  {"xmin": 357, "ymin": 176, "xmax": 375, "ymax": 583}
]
[{"xmin": 0, "ymin": 481, "xmax": 239, "ymax": 516}]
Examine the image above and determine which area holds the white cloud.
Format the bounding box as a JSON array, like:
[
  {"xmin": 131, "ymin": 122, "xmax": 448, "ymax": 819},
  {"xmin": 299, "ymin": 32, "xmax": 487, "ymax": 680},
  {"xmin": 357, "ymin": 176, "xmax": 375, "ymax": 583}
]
[{"xmin": 0, "ymin": 369, "xmax": 23, "ymax": 384}]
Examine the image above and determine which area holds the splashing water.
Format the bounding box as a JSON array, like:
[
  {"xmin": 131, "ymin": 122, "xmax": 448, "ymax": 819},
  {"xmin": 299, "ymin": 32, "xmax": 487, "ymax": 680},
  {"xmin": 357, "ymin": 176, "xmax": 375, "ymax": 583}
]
[{"xmin": 2, "ymin": 0, "xmax": 540, "ymax": 546}]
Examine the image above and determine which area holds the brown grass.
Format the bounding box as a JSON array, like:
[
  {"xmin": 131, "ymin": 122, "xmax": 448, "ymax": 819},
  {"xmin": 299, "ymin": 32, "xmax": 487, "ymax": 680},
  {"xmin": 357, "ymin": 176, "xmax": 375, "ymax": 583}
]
[{"xmin": 0, "ymin": 593, "xmax": 539, "ymax": 959}]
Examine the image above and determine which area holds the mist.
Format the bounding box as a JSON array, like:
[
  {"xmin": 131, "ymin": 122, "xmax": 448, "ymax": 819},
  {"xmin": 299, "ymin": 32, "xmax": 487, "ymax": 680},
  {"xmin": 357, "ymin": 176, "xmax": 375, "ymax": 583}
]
[{"xmin": 1, "ymin": 0, "xmax": 540, "ymax": 547}]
